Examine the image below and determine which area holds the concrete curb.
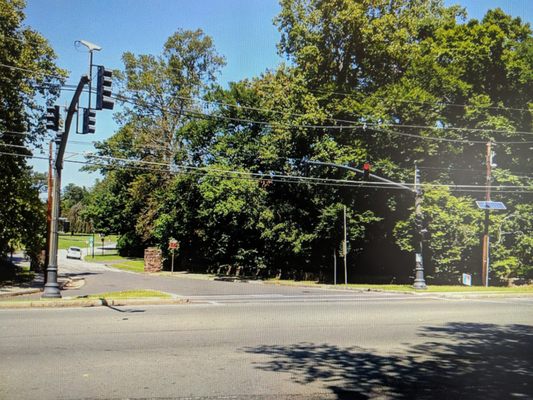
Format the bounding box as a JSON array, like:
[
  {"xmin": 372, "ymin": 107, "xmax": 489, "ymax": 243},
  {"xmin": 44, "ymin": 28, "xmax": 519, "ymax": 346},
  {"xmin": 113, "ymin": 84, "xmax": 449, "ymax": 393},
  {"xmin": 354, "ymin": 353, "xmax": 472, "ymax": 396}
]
[
  {"xmin": 262, "ymin": 280, "xmax": 533, "ymax": 298},
  {"xmin": 0, "ymin": 297, "xmax": 190, "ymax": 309}
]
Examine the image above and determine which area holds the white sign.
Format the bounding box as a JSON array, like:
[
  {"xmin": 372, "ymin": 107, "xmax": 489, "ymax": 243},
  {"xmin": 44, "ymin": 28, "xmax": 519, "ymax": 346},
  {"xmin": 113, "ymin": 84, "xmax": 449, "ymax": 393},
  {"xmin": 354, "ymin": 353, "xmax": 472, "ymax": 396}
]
[
  {"xmin": 462, "ymin": 273, "xmax": 472, "ymax": 286},
  {"xmin": 475, "ymin": 201, "xmax": 506, "ymax": 210}
]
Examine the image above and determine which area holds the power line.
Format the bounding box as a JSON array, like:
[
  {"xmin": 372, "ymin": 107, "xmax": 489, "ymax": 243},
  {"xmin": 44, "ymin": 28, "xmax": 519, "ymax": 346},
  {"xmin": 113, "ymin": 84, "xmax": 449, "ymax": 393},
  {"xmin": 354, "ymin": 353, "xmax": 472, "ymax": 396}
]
[
  {"xmin": 2, "ymin": 149, "xmax": 531, "ymax": 194},
  {"xmin": 84, "ymin": 152, "xmax": 533, "ymax": 192},
  {"xmin": 39, "ymin": 82, "xmax": 533, "ymax": 139},
  {"xmin": 307, "ymin": 87, "xmax": 532, "ymax": 113},
  {"xmin": 114, "ymin": 93, "xmax": 533, "ymax": 144},
  {"xmin": 0, "ymin": 62, "xmax": 65, "ymax": 80}
]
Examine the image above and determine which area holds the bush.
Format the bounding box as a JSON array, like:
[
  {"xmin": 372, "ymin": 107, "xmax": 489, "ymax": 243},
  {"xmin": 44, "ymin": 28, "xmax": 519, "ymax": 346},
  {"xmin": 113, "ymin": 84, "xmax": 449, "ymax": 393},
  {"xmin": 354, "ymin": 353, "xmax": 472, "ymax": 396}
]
[{"xmin": 116, "ymin": 232, "xmax": 145, "ymax": 257}]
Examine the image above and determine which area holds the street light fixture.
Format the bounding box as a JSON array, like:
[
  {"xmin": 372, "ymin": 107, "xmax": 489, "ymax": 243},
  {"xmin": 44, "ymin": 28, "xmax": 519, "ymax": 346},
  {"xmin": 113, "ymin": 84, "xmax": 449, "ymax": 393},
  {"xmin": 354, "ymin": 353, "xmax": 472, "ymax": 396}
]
[{"xmin": 75, "ymin": 39, "xmax": 102, "ymax": 111}]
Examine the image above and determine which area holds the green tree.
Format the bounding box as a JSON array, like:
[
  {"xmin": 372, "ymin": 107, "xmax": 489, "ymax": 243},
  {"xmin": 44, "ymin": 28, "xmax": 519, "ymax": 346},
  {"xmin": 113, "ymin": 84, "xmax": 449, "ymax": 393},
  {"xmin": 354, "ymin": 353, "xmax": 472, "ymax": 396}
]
[
  {"xmin": 88, "ymin": 29, "xmax": 225, "ymax": 255},
  {"xmin": 0, "ymin": 0, "xmax": 65, "ymax": 268}
]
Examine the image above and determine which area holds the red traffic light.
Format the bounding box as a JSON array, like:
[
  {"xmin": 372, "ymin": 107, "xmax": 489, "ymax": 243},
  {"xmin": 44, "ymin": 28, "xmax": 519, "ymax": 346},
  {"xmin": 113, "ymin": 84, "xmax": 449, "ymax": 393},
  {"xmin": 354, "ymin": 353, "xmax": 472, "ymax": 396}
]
[{"xmin": 363, "ymin": 162, "xmax": 370, "ymax": 181}]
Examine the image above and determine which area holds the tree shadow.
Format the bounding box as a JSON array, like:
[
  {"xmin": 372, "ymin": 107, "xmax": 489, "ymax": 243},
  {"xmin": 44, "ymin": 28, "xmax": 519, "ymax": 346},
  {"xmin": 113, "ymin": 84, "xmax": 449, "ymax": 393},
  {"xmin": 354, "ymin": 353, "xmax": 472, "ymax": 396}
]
[{"xmin": 242, "ymin": 323, "xmax": 533, "ymax": 399}]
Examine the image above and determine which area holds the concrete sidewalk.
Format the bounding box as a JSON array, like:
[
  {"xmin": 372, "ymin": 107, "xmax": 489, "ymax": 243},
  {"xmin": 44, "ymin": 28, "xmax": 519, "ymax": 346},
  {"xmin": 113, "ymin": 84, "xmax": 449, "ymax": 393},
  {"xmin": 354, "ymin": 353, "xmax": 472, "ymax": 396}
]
[{"xmin": 0, "ymin": 272, "xmax": 75, "ymax": 299}]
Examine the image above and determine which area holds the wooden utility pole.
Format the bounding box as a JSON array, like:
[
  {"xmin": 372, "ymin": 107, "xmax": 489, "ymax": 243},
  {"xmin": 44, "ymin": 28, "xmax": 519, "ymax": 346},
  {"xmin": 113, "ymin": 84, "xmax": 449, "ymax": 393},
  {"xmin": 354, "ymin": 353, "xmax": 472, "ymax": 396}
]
[{"xmin": 482, "ymin": 141, "xmax": 492, "ymax": 287}]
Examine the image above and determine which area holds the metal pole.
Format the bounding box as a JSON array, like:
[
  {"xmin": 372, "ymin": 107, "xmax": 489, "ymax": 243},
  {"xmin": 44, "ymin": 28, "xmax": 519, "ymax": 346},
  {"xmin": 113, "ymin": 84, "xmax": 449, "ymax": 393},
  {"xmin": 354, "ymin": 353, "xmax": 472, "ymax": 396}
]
[
  {"xmin": 413, "ymin": 163, "xmax": 427, "ymax": 289},
  {"xmin": 482, "ymin": 141, "xmax": 492, "ymax": 287},
  {"xmin": 88, "ymin": 50, "xmax": 93, "ymax": 111},
  {"xmin": 343, "ymin": 205, "xmax": 347, "ymax": 287},
  {"xmin": 42, "ymin": 75, "xmax": 89, "ymax": 299},
  {"xmin": 171, "ymin": 249, "xmax": 175, "ymax": 274},
  {"xmin": 44, "ymin": 140, "xmax": 53, "ymax": 277},
  {"xmin": 42, "ymin": 160, "xmax": 62, "ymax": 297},
  {"xmin": 333, "ymin": 249, "xmax": 337, "ymax": 285}
]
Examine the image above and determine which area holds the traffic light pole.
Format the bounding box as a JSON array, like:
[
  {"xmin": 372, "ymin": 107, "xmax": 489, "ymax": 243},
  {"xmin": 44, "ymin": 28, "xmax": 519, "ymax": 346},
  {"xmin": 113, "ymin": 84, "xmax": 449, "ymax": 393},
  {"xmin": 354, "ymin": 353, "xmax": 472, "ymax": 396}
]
[
  {"xmin": 306, "ymin": 159, "xmax": 427, "ymax": 289},
  {"xmin": 42, "ymin": 75, "xmax": 89, "ymax": 298},
  {"xmin": 412, "ymin": 163, "xmax": 427, "ymax": 289}
]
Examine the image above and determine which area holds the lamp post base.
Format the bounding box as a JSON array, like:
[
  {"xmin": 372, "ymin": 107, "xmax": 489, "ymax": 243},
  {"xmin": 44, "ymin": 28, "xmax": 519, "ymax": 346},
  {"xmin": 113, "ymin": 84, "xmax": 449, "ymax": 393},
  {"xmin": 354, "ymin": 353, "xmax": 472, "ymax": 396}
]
[
  {"xmin": 41, "ymin": 265, "xmax": 62, "ymax": 298},
  {"xmin": 413, "ymin": 253, "xmax": 427, "ymax": 290}
]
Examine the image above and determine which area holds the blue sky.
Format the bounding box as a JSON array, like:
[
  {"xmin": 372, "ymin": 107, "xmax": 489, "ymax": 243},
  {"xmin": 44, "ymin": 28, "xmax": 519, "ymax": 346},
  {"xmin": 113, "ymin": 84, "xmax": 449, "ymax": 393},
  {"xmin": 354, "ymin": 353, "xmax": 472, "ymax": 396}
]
[{"xmin": 23, "ymin": 0, "xmax": 532, "ymax": 188}]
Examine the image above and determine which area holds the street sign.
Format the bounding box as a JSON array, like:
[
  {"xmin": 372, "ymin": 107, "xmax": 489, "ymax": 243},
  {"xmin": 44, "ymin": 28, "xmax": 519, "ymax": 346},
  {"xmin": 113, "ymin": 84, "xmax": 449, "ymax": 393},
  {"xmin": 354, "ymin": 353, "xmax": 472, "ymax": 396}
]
[
  {"xmin": 475, "ymin": 201, "xmax": 506, "ymax": 210},
  {"xmin": 462, "ymin": 273, "xmax": 472, "ymax": 286},
  {"xmin": 168, "ymin": 239, "xmax": 178, "ymax": 250}
]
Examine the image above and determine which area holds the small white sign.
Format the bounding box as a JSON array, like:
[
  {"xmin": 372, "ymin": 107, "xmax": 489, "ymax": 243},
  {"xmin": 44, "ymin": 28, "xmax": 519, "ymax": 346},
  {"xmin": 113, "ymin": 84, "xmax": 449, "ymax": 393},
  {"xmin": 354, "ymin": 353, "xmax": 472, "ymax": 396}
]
[
  {"xmin": 415, "ymin": 253, "xmax": 422, "ymax": 263},
  {"xmin": 462, "ymin": 273, "xmax": 472, "ymax": 286}
]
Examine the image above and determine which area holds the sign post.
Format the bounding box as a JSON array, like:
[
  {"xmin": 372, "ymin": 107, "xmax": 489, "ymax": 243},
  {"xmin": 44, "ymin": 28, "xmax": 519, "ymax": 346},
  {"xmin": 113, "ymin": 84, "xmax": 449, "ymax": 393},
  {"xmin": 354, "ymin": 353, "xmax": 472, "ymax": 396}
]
[
  {"xmin": 475, "ymin": 200, "xmax": 506, "ymax": 286},
  {"xmin": 168, "ymin": 239, "xmax": 179, "ymax": 273},
  {"xmin": 99, "ymin": 233, "xmax": 105, "ymax": 256}
]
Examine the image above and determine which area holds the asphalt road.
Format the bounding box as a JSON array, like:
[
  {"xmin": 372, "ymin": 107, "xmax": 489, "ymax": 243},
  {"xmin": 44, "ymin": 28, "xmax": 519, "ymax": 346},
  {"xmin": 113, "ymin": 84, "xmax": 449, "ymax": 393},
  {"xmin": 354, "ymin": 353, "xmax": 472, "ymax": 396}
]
[
  {"xmin": 1, "ymin": 295, "xmax": 532, "ymax": 399},
  {"xmin": 52, "ymin": 248, "xmax": 418, "ymax": 299}
]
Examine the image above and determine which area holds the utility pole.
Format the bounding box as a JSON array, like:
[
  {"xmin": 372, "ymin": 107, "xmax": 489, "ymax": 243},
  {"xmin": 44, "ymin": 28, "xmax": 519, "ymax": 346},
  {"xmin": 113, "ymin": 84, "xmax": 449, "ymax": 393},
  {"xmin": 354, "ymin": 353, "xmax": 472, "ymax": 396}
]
[
  {"xmin": 412, "ymin": 163, "xmax": 427, "ymax": 289},
  {"xmin": 42, "ymin": 75, "xmax": 89, "ymax": 298},
  {"xmin": 482, "ymin": 141, "xmax": 492, "ymax": 287},
  {"xmin": 343, "ymin": 205, "xmax": 348, "ymax": 287}
]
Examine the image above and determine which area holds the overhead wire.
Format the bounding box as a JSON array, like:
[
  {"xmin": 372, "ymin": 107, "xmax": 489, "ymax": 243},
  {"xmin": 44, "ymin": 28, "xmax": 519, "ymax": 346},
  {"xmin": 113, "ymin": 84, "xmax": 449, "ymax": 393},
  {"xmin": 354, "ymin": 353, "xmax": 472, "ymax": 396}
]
[
  {"xmin": 306, "ymin": 87, "xmax": 533, "ymax": 113},
  {"xmin": 2, "ymin": 149, "xmax": 531, "ymax": 194}
]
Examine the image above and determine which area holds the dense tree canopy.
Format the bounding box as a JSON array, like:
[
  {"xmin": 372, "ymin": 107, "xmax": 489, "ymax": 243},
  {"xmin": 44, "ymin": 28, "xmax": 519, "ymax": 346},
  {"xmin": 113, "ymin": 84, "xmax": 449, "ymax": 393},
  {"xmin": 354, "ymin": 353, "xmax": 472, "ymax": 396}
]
[
  {"xmin": 84, "ymin": 0, "xmax": 532, "ymax": 284},
  {"xmin": 0, "ymin": 0, "xmax": 65, "ymax": 267}
]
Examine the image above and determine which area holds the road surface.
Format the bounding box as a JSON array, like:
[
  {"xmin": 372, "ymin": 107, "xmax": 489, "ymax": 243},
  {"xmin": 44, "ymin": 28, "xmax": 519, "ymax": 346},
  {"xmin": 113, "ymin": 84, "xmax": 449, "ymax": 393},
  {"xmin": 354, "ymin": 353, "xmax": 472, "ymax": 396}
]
[{"xmin": 1, "ymin": 292, "xmax": 532, "ymax": 399}]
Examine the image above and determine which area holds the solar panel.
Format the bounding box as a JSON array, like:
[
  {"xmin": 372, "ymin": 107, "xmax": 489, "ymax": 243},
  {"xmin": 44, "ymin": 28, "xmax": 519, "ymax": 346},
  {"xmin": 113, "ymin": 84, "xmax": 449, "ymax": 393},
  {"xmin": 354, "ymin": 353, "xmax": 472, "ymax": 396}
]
[{"xmin": 475, "ymin": 201, "xmax": 507, "ymax": 210}]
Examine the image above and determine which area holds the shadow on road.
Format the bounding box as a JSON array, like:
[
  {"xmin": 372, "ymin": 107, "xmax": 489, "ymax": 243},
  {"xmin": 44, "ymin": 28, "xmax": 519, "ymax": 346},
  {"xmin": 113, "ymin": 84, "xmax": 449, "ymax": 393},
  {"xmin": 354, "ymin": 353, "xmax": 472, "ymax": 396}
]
[
  {"xmin": 100, "ymin": 299, "xmax": 146, "ymax": 313},
  {"xmin": 62, "ymin": 272, "xmax": 102, "ymax": 278},
  {"xmin": 242, "ymin": 323, "xmax": 533, "ymax": 399}
]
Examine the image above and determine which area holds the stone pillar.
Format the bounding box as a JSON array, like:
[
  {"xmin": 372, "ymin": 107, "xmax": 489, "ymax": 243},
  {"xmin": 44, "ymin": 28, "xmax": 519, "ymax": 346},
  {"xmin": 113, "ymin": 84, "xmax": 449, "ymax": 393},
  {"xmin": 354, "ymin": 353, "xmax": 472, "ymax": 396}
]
[{"xmin": 144, "ymin": 247, "xmax": 162, "ymax": 273}]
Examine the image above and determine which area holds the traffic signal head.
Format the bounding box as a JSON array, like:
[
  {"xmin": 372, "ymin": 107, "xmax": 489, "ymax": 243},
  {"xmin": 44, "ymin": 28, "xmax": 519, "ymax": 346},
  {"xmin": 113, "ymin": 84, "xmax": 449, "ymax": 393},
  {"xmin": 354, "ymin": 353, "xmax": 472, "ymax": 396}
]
[
  {"xmin": 363, "ymin": 161, "xmax": 371, "ymax": 181},
  {"xmin": 45, "ymin": 105, "xmax": 60, "ymax": 131},
  {"xmin": 96, "ymin": 66, "xmax": 114, "ymax": 110},
  {"xmin": 82, "ymin": 108, "xmax": 96, "ymax": 134}
]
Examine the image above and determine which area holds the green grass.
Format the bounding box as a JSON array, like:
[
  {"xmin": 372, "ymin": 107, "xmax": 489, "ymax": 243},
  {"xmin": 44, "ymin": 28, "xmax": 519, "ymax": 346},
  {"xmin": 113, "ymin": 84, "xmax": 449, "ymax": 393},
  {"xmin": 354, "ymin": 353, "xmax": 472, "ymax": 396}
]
[
  {"xmin": 58, "ymin": 234, "xmax": 119, "ymax": 250},
  {"xmin": 82, "ymin": 290, "xmax": 171, "ymax": 299},
  {"xmin": 83, "ymin": 254, "xmax": 124, "ymax": 262},
  {"xmin": 111, "ymin": 260, "xmax": 145, "ymax": 273},
  {"xmin": 84, "ymin": 253, "xmax": 145, "ymax": 273},
  {"xmin": 266, "ymin": 279, "xmax": 533, "ymax": 293}
]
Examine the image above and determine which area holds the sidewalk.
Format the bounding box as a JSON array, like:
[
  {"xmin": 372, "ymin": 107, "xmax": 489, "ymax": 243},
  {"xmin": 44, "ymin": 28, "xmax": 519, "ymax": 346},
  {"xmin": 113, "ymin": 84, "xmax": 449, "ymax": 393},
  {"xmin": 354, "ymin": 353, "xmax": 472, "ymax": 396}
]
[{"xmin": 0, "ymin": 273, "xmax": 74, "ymax": 299}]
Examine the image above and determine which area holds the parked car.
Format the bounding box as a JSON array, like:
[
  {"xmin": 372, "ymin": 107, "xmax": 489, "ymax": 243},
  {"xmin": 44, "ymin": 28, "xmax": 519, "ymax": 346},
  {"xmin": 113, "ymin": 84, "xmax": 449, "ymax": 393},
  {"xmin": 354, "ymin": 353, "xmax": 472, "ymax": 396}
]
[{"xmin": 66, "ymin": 246, "xmax": 82, "ymax": 260}]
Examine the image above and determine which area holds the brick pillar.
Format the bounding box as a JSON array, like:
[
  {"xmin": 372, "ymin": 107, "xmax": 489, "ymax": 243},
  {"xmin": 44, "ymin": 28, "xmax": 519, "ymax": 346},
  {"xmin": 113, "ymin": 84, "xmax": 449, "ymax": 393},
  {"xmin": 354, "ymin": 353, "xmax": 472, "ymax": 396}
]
[{"xmin": 144, "ymin": 247, "xmax": 162, "ymax": 273}]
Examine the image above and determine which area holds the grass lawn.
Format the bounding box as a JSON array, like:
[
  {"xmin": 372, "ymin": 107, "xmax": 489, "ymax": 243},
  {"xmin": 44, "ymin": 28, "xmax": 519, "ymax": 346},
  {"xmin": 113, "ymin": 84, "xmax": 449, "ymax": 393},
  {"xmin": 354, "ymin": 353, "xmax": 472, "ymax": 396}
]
[
  {"xmin": 84, "ymin": 253, "xmax": 145, "ymax": 273},
  {"xmin": 110, "ymin": 259, "xmax": 145, "ymax": 273},
  {"xmin": 58, "ymin": 234, "xmax": 119, "ymax": 250},
  {"xmin": 266, "ymin": 279, "xmax": 533, "ymax": 293},
  {"xmin": 82, "ymin": 290, "xmax": 171, "ymax": 299},
  {"xmin": 83, "ymin": 254, "xmax": 124, "ymax": 262}
]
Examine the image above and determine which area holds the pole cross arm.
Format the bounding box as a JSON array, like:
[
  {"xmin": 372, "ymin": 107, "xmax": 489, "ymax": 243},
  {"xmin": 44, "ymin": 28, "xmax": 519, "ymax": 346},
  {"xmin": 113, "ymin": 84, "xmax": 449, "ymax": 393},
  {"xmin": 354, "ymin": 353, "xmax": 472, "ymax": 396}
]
[
  {"xmin": 55, "ymin": 75, "xmax": 89, "ymax": 170},
  {"xmin": 305, "ymin": 160, "xmax": 414, "ymax": 192}
]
